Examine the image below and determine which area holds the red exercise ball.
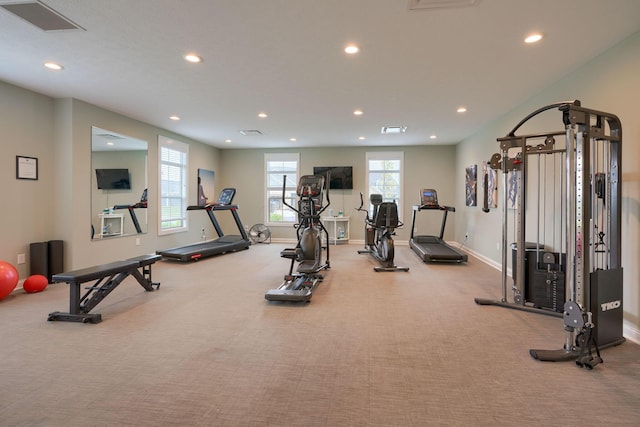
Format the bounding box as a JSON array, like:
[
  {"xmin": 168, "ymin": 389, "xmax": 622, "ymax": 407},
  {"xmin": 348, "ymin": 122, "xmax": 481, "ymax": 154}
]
[
  {"xmin": 23, "ymin": 274, "xmax": 48, "ymax": 293},
  {"xmin": 0, "ymin": 261, "xmax": 19, "ymax": 300}
]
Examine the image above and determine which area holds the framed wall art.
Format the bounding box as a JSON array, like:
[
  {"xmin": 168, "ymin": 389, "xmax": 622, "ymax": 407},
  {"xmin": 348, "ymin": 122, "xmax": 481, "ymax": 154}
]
[{"xmin": 16, "ymin": 155, "xmax": 38, "ymax": 180}]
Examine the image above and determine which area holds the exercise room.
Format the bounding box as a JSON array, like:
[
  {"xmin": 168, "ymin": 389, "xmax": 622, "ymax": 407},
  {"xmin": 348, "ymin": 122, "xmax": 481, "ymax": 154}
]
[{"xmin": 1, "ymin": 1, "xmax": 639, "ymax": 425}]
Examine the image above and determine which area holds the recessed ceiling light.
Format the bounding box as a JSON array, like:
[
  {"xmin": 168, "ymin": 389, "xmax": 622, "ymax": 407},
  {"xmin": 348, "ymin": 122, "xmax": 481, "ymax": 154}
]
[
  {"xmin": 184, "ymin": 53, "xmax": 202, "ymax": 63},
  {"xmin": 353, "ymin": 109, "xmax": 363, "ymax": 116},
  {"xmin": 258, "ymin": 112, "xmax": 268, "ymax": 118},
  {"xmin": 106, "ymin": 141, "xmax": 114, "ymax": 146},
  {"xmin": 289, "ymin": 138, "xmax": 297, "ymax": 142},
  {"xmin": 169, "ymin": 115, "xmax": 181, "ymax": 121},
  {"xmin": 44, "ymin": 62, "xmax": 63, "ymax": 70},
  {"xmin": 225, "ymin": 139, "xmax": 232, "ymax": 143},
  {"xmin": 358, "ymin": 136, "xmax": 366, "ymax": 140},
  {"xmin": 524, "ymin": 33, "xmax": 543, "ymax": 44},
  {"xmin": 430, "ymin": 135, "xmax": 437, "ymax": 139},
  {"xmin": 457, "ymin": 106, "xmax": 467, "ymax": 113},
  {"xmin": 345, "ymin": 44, "xmax": 359, "ymax": 54}
]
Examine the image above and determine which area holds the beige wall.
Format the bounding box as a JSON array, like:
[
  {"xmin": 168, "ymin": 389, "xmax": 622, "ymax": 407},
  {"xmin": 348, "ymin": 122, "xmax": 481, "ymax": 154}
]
[
  {"xmin": 64, "ymin": 99, "xmax": 222, "ymax": 269},
  {"xmin": 0, "ymin": 90, "xmax": 222, "ymax": 273},
  {"xmin": 456, "ymin": 30, "xmax": 640, "ymax": 338},
  {"xmin": 0, "ymin": 81, "xmax": 56, "ymax": 279},
  {"xmin": 218, "ymin": 145, "xmax": 457, "ymax": 243}
]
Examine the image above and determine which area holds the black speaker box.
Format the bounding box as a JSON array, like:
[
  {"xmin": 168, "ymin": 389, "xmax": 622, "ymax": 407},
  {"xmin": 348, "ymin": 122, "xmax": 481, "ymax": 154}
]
[
  {"xmin": 29, "ymin": 242, "xmax": 48, "ymax": 278},
  {"xmin": 48, "ymin": 240, "xmax": 63, "ymax": 281}
]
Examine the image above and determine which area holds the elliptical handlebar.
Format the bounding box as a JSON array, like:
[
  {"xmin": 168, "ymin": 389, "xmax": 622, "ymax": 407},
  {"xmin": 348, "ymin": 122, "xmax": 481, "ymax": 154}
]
[
  {"xmin": 281, "ymin": 174, "xmax": 295, "ymax": 213},
  {"xmin": 356, "ymin": 192, "xmax": 371, "ymax": 224}
]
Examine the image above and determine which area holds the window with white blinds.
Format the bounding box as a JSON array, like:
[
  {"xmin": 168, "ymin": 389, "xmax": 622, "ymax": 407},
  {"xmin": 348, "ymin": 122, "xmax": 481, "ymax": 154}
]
[{"xmin": 158, "ymin": 136, "xmax": 188, "ymax": 235}]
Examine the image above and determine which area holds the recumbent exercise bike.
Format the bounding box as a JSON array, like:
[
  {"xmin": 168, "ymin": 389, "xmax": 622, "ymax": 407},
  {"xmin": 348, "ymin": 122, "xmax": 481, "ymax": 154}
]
[
  {"xmin": 356, "ymin": 193, "xmax": 409, "ymax": 272},
  {"xmin": 265, "ymin": 174, "xmax": 331, "ymax": 302}
]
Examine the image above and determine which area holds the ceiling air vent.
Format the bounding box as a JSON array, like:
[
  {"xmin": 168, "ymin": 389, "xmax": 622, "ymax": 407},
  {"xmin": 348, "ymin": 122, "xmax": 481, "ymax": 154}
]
[
  {"xmin": 381, "ymin": 126, "xmax": 407, "ymax": 135},
  {"xmin": 408, "ymin": 0, "xmax": 480, "ymax": 11},
  {"xmin": 239, "ymin": 130, "xmax": 263, "ymax": 136},
  {"xmin": 0, "ymin": 1, "xmax": 84, "ymax": 31}
]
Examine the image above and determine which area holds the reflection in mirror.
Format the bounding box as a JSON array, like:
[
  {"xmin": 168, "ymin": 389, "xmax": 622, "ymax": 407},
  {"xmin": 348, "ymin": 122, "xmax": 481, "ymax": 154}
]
[
  {"xmin": 91, "ymin": 127, "xmax": 148, "ymax": 240},
  {"xmin": 197, "ymin": 169, "xmax": 215, "ymax": 206}
]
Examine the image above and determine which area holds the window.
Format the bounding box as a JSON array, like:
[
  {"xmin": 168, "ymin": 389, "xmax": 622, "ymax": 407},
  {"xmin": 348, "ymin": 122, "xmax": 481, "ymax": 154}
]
[
  {"xmin": 366, "ymin": 151, "xmax": 404, "ymax": 219},
  {"xmin": 265, "ymin": 153, "xmax": 299, "ymax": 225},
  {"xmin": 158, "ymin": 136, "xmax": 188, "ymax": 235}
]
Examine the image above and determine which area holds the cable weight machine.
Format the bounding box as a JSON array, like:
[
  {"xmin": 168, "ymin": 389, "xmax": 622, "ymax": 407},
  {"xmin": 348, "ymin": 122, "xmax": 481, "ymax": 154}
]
[{"xmin": 475, "ymin": 100, "xmax": 625, "ymax": 368}]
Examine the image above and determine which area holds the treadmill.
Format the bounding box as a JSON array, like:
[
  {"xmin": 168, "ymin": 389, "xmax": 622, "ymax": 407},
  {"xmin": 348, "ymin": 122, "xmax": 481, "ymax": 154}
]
[
  {"xmin": 409, "ymin": 189, "xmax": 468, "ymax": 263},
  {"xmin": 113, "ymin": 188, "xmax": 148, "ymax": 234},
  {"xmin": 157, "ymin": 188, "xmax": 250, "ymax": 262}
]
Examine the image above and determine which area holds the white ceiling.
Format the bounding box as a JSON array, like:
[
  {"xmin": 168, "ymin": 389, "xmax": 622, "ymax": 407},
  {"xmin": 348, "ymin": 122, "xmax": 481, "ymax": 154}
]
[{"xmin": 1, "ymin": 0, "xmax": 639, "ymax": 149}]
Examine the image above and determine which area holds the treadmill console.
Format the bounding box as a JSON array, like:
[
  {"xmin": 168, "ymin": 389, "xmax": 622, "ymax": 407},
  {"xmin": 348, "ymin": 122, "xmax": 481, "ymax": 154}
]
[
  {"xmin": 420, "ymin": 189, "xmax": 439, "ymax": 207},
  {"xmin": 217, "ymin": 188, "xmax": 236, "ymax": 205}
]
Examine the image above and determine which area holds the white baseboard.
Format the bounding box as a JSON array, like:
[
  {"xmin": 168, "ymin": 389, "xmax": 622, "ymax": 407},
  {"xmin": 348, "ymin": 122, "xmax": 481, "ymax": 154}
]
[
  {"xmin": 623, "ymin": 321, "xmax": 640, "ymax": 344},
  {"xmin": 9, "ymin": 279, "xmax": 25, "ymax": 295},
  {"xmin": 452, "ymin": 242, "xmax": 502, "ymax": 271}
]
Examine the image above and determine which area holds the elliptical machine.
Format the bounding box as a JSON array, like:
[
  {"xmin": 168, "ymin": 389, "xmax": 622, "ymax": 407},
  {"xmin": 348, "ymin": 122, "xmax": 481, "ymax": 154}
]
[
  {"xmin": 265, "ymin": 174, "xmax": 331, "ymax": 302},
  {"xmin": 356, "ymin": 193, "xmax": 409, "ymax": 272}
]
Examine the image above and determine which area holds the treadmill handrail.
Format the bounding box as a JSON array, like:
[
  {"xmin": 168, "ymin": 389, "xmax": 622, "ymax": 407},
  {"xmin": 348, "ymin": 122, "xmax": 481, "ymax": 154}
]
[
  {"xmin": 187, "ymin": 204, "xmax": 240, "ymax": 211},
  {"xmin": 415, "ymin": 204, "xmax": 455, "ymax": 212}
]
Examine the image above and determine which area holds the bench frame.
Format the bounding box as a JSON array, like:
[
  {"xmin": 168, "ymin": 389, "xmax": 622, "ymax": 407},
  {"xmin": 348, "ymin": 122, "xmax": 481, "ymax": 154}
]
[{"xmin": 48, "ymin": 254, "xmax": 161, "ymax": 324}]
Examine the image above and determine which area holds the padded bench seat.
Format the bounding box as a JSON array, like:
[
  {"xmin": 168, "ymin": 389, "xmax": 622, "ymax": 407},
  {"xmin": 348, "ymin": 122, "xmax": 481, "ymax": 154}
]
[{"xmin": 52, "ymin": 260, "xmax": 140, "ymax": 284}]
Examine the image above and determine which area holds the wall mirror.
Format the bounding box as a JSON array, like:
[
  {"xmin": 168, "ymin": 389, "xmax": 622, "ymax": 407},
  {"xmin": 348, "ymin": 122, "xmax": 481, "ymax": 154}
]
[
  {"xmin": 197, "ymin": 168, "xmax": 215, "ymax": 206},
  {"xmin": 91, "ymin": 126, "xmax": 148, "ymax": 240}
]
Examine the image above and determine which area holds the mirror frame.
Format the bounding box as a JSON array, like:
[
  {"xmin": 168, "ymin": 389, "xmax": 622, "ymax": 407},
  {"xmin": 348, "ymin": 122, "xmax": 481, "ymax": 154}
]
[{"xmin": 91, "ymin": 126, "xmax": 148, "ymax": 240}]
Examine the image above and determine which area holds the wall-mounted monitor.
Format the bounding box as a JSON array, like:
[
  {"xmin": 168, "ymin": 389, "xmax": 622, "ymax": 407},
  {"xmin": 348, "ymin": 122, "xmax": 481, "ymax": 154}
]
[
  {"xmin": 95, "ymin": 168, "xmax": 131, "ymax": 190},
  {"xmin": 313, "ymin": 166, "xmax": 353, "ymax": 190}
]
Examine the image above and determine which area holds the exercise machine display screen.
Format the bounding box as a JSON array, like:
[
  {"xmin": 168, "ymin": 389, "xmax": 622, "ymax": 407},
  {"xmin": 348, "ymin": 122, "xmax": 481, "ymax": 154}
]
[
  {"xmin": 217, "ymin": 188, "xmax": 236, "ymax": 205},
  {"xmin": 420, "ymin": 189, "xmax": 439, "ymax": 207}
]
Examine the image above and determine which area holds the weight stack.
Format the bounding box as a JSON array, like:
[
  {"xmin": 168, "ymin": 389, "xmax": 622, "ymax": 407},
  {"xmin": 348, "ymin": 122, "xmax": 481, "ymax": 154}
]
[
  {"xmin": 530, "ymin": 269, "xmax": 565, "ymax": 313},
  {"xmin": 29, "ymin": 242, "xmax": 49, "ymax": 278}
]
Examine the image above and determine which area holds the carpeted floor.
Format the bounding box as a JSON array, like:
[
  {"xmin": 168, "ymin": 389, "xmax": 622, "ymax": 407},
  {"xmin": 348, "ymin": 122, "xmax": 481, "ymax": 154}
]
[{"xmin": 1, "ymin": 243, "xmax": 639, "ymax": 426}]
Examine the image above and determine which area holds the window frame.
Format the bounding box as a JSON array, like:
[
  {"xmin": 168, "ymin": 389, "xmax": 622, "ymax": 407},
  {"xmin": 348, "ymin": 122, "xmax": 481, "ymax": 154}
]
[
  {"xmin": 365, "ymin": 151, "xmax": 404, "ymax": 220},
  {"xmin": 158, "ymin": 136, "xmax": 189, "ymax": 235},
  {"xmin": 264, "ymin": 152, "xmax": 300, "ymax": 227}
]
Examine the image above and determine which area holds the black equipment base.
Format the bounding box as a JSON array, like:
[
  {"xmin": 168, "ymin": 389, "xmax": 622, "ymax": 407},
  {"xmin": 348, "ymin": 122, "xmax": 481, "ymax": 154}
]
[
  {"xmin": 473, "ymin": 297, "xmax": 563, "ymax": 318},
  {"xmin": 530, "ymin": 338, "xmax": 625, "ymax": 363},
  {"xmin": 357, "ymin": 248, "xmax": 409, "ymax": 272},
  {"xmin": 409, "ymin": 236, "xmax": 468, "ymax": 263},
  {"xmin": 158, "ymin": 235, "xmax": 249, "ymax": 262},
  {"xmin": 265, "ymin": 273, "xmax": 323, "ymax": 302}
]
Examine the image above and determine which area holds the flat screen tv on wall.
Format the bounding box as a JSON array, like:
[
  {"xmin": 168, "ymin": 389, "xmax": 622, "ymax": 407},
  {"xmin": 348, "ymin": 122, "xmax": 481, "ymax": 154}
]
[
  {"xmin": 313, "ymin": 166, "xmax": 353, "ymax": 190},
  {"xmin": 95, "ymin": 168, "xmax": 131, "ymax": 190}
]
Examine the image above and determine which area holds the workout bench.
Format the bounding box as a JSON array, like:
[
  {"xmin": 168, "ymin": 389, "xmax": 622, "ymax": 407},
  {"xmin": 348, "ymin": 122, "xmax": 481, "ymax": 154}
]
[{"xmin": 48, "ymin": 254, "xmax": 161, "ymax": 324}]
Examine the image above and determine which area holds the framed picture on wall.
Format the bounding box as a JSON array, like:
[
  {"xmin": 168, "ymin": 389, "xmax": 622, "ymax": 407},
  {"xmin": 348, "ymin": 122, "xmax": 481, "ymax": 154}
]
[
  {"xmin": 465, "ymin": 164, "xmax": 477, "ymax": 207},
  {"xmin": 16, "ymin": 155, "xmax": 38, "ymax": 180}
]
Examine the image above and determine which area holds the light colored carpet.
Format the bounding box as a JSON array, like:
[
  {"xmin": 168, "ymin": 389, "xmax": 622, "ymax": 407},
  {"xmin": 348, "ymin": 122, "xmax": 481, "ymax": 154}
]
[{"xmin": 0, "ymin": 243, "xmax": 638, "ymax": 426}]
